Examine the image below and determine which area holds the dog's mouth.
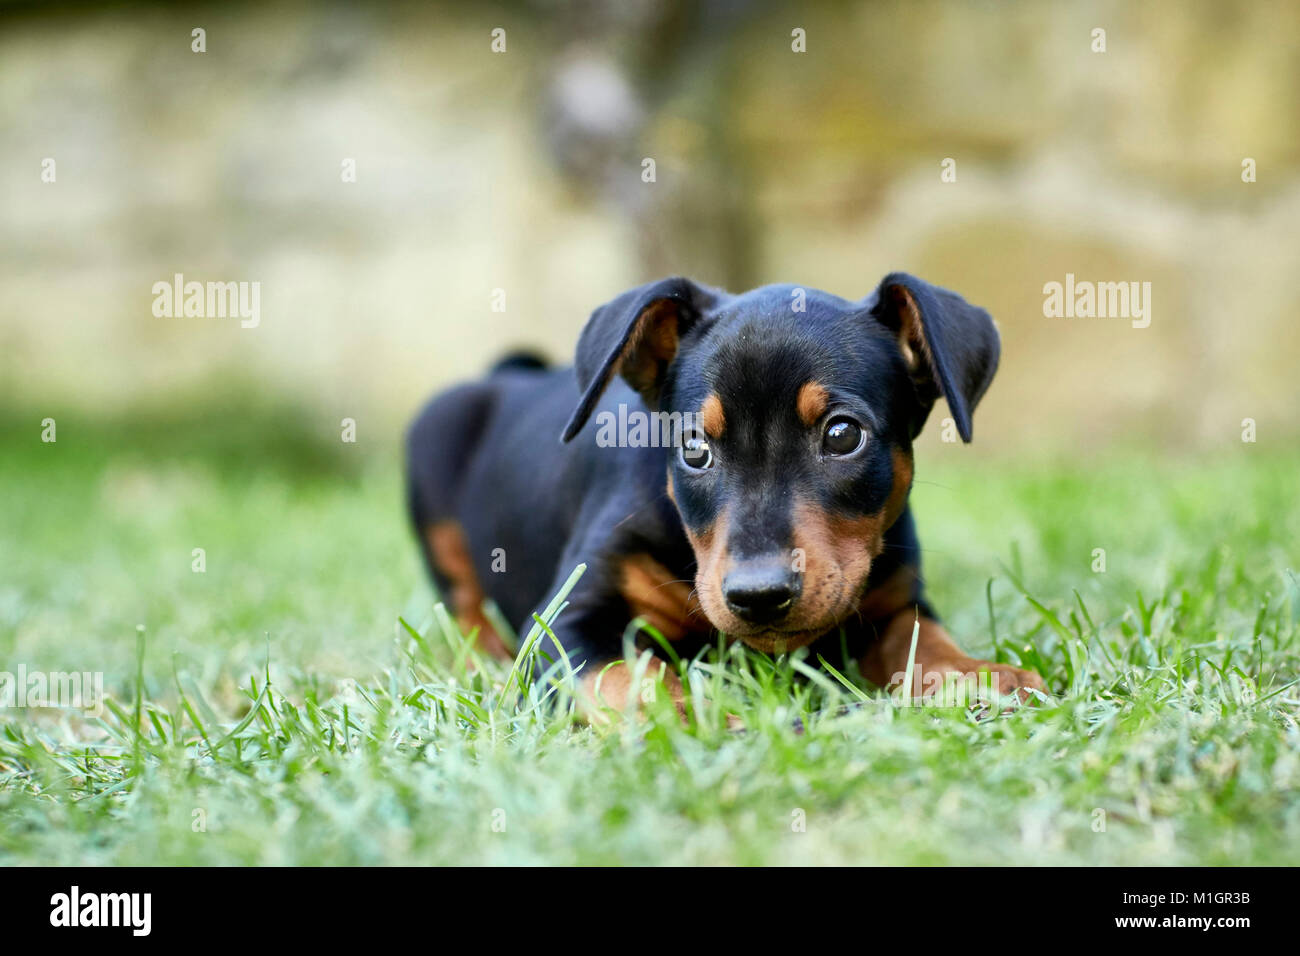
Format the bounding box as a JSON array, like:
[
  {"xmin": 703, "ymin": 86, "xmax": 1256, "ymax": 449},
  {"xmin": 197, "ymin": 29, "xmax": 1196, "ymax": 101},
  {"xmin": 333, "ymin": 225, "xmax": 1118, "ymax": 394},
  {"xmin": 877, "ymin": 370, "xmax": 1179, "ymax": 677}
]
[
  {"xmin": 730, "ymin": 627, "xmax": 824, "ymax": 653},
  {"xmin": 693, "ymin": 573, "xmax": 860, "ymax": 653},
  {"xmin": 700, "ymin": 600, "xmax": 848, "ymax": 653}
]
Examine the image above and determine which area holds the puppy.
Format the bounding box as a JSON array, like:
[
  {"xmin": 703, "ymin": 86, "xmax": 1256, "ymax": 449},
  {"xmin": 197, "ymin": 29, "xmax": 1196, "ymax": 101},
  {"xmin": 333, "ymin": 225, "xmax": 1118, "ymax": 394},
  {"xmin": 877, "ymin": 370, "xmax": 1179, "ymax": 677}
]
[{"xmin": 406, "ymin": 274, "xmax": 1046, "ymax": 714}]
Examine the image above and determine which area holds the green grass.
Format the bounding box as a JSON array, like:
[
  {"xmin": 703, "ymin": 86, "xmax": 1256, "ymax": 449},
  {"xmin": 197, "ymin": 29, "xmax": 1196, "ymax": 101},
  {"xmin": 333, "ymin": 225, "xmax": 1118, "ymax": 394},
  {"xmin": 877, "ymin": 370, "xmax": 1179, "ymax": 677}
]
[{"xmin": 1, "ymin": 404, "xmax": 1298, "ymax": 865}]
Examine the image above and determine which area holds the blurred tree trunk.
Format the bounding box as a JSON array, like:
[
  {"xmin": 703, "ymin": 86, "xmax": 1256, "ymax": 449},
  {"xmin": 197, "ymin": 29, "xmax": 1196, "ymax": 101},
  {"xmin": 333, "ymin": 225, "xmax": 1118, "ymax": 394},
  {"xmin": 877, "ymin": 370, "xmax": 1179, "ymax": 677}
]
[{"xmin": 537, "ymin": 0, "xmax": 762, "ymax": 290}]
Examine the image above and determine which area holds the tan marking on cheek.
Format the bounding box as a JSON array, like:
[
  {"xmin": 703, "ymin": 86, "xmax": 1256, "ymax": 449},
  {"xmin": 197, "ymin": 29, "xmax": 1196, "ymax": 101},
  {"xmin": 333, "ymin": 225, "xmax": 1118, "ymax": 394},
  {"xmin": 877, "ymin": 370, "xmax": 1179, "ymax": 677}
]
[
  {"xmin": 793, "ymin": 502, "xmax": 882, "ymax": 626},
  {"xmin": 683, "ymin": 508, "xmax": 736, "ymax": 632},
  {"xmin": 795, "ymin": 381, "xmax": 829, "ymax": 426},
  {"xmin": 699, "ymin": 393, "xmax": 725, "ymax": 438},
  {"xmin": 618, "ymin": 554, "xmax": 707, "ymax": 642},
  {"xmin": 425, "ymin": 522, "xmax": 509, "ymax": 658},
  {"xmin": 883, "ymin": 447, "xmax": 914, "ymax": 529}
]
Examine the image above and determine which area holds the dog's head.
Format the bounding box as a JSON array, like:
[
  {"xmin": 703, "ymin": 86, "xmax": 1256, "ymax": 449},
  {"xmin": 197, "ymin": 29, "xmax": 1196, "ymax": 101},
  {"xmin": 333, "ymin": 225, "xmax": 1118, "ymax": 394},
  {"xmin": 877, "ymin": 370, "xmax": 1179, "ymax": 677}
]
[{"xmin": 562, "ymin": 275, "xmax": 999, "ymax": 652}]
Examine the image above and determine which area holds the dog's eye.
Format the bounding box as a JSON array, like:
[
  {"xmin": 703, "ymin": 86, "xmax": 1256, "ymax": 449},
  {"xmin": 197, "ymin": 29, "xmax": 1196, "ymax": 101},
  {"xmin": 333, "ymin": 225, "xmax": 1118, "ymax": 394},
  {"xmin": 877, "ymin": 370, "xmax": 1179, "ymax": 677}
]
[
  {"xmin": 680, "ymin": 434, "xmax": 714, "ymax": 470},
  {"xmin": 822, "ymin": 417, "xmax": 864, "ymax": 456}
]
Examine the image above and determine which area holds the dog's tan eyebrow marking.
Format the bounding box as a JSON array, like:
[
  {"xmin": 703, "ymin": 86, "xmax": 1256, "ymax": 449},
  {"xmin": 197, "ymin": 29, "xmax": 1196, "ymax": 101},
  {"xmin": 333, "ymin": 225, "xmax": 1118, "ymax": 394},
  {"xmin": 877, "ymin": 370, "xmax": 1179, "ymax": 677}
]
[
  {"xmin": 796, "ymin": 381, "xmax": 829, "ymax": 426},
  {"xmin": 700, "ymin": 393, "xmax": 725, "ymax": 437}
]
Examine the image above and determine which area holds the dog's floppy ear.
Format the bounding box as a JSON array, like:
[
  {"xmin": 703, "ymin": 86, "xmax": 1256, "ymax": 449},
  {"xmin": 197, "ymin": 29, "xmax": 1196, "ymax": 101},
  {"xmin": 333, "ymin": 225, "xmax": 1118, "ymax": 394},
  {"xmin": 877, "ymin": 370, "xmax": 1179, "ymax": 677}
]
[
  {"xmin": 561, "ymin": 277, "xmax": 717, "ymax": 442},
  {"xmin": 868, "ymin": 273, "xmax": 1000, "ymax": 443}
]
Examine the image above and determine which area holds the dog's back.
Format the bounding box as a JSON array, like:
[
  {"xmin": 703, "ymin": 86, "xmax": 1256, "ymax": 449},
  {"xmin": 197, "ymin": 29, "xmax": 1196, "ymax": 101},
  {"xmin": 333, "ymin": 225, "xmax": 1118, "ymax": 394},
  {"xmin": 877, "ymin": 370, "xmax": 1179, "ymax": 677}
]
[{"xmin": 407, "ymin": 356, "xmax": 671, "ymax": 640}]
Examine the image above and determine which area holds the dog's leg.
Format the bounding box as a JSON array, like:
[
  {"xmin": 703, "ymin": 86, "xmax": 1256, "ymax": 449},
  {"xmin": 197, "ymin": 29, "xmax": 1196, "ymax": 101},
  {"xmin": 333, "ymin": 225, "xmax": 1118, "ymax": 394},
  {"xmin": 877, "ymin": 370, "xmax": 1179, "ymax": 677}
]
[
  {"xmin": 423, "ymin": 521, "xmax": 510, "ymax": 658},
  {"xmin": 578, "ymin": 657, "xmax": 685, "ymax": 724},
  {"xmin": 860, "ymin": 610, "xmax": 1045, "ymax": 702},
  {"xmin": 516, "ymin": 587, "xmax": 686, "ymax": 724},
  {"xmin": 406, "ymin": 385, "xmax": 513, "ymax": 658},
  {"xmin": 521, "ymin": 534, "xmax": 698, "ymax": 723}
]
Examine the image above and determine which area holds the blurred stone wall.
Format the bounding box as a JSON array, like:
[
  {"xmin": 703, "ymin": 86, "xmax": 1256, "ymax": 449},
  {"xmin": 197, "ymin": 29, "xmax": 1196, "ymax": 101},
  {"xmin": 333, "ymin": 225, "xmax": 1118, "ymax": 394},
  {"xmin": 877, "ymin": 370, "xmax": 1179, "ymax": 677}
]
[{"xmin": 2, "ymin": 0, "xmax": 1297, "ymax": 455}]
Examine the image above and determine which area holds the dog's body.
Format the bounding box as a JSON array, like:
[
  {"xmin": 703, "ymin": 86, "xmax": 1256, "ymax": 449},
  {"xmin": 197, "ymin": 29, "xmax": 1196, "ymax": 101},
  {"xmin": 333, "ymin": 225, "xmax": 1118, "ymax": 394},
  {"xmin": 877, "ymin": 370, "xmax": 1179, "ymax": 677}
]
[{"xmin": 407, "ymin": 275, "xmax": 1045, "ymax": 711}]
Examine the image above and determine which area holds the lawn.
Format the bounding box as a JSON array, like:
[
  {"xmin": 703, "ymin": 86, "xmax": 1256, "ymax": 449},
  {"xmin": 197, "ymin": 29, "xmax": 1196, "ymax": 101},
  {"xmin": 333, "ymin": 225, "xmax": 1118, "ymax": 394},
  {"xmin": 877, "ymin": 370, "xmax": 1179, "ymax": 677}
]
[{"xmin": 1, "ymin": 401, "xmax": 1297, "ymax": 865}]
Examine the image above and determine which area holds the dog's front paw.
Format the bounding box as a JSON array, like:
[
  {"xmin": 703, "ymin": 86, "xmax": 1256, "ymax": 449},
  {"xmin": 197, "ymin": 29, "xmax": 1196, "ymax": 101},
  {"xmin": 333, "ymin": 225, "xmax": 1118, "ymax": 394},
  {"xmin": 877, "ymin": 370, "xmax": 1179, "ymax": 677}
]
[
  {"xmin": 578, "ymin": 658, "xmax": 686, "ymax": 725},
  {"xmin": 889, "ymin": 657, "xmax": 1047, "ymax": 707},
  {"xmin": 962, "ymin": 659, "xmax": 1047, "ymax": 704}
]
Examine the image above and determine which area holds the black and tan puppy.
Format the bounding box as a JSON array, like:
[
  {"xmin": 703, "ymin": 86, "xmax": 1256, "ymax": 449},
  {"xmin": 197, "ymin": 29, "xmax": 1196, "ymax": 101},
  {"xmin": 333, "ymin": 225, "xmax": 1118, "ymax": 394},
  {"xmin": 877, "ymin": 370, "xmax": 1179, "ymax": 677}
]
[{"xmin": 406, "ymin": 274, "xmax": 1045, "ymax": 714}]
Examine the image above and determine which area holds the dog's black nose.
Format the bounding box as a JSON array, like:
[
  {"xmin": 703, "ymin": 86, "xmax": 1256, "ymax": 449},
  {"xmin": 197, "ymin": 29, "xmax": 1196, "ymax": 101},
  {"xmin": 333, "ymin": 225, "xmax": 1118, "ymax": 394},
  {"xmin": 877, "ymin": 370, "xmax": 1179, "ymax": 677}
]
[{"xmin": 723, "ymin": 562, "xmax": 801, "ymax": 625}]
